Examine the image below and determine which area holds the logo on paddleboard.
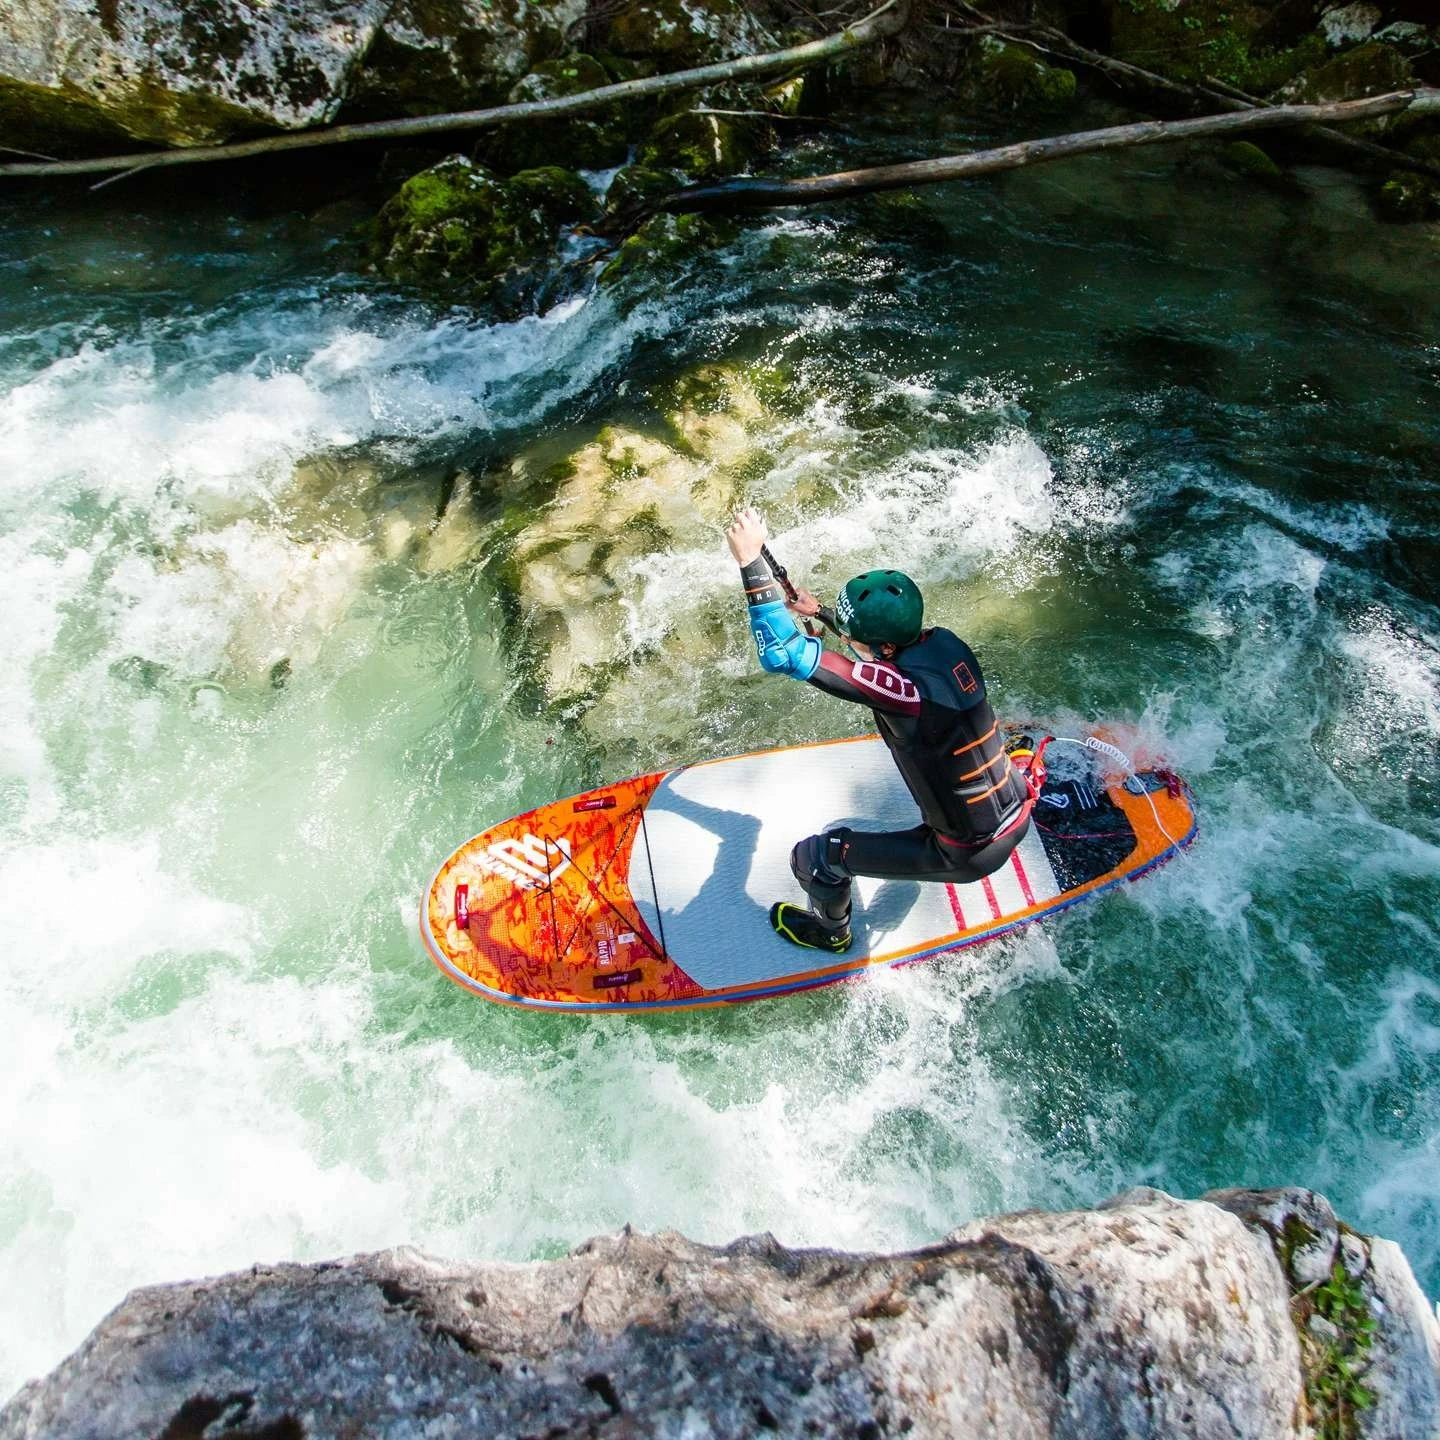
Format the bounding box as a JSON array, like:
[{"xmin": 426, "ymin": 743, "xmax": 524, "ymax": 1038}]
[{"xmin": 478, "ymin": 833, "xmax": 572, "ymax": 889}]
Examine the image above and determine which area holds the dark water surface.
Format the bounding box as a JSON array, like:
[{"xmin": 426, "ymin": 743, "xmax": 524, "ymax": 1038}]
[{"xmin": 1, "ymin": 125, "xmax": 1437, "ymax": 1393}]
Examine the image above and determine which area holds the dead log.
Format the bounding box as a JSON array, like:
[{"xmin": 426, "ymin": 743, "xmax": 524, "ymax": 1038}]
[{"xmin": 660, "ymin": 90, "xmax": 1440, "ymax": 214}]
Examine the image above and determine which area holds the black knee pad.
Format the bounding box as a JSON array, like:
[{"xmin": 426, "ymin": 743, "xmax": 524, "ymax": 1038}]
[{"xmin": 790, "ymin": 829, "xmax": 852, "ymax": 897}]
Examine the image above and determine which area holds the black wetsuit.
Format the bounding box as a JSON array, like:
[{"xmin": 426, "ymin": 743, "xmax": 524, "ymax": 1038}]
[{"xmin": 739, "ymin": 553, "xmax": 1032, "ymax": 922}]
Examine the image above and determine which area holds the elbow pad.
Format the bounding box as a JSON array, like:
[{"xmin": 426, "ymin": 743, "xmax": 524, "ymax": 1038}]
[{"xmin": 750, "ymin": 600, "xmax": 822, "ymax": 679}]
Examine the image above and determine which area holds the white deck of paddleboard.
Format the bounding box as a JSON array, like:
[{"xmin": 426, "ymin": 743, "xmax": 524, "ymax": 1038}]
[{"xmin": 627, "ymin": 737, "xmax": 1060, "ymax": 991}]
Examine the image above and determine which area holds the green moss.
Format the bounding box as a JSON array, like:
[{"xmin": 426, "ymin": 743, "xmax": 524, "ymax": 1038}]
[
  {"xmin": 1104, "ymin": 0, "xmax": 1324, "ymax": 91},
  {"xmin": 372, "ymin": 156, "xmax": 595, "ymax": 306},
  {"xmin": 1375, "ymin": 170, "xmax": 1440, "ymax": 222},
  {"xmin": 978, "ymin": 39, "xmax": 1077, "ymax": 111},
  {"xmin": 1221, "ymin": 139, "xmax": 1284, "ymax": 181},
  {"xmin": 603, "ymin": 0, "xmax": 746, "ymax": 65},
  {"xmin": 639, "ymin": 109, "xmax": 773, "ymax": 179},
  {"xmin": 604, "ymin": 164, "xmax": 682, "ymax": 218},
  {"xmin": 1296, "ymin": 1261, "xmax": 1377, "ymax": 1440},
  {"xmin": 597, "ymin": 211, "xmax": 734, "ymax": 287}
]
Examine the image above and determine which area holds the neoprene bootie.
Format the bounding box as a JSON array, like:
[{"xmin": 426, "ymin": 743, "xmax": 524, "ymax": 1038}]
[{"xmin": 769, "ymin": 901, "xmax": 852, "ymax": 953}]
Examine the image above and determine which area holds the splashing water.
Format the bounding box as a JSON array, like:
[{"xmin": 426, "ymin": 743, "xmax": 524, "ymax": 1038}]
[{"xmin": 1, "ymin": 141, "xmax": 1438, "ymax": 1399}]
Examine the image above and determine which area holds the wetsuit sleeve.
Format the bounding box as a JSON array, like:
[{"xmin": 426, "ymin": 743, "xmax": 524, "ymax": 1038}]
[
  {"xmin": 806, "ymin": 650, "xmax": 922, "ymax": 716},
  {"xmin": 739, "ymin": 555, "xmax": 822, "ymax": 680}
]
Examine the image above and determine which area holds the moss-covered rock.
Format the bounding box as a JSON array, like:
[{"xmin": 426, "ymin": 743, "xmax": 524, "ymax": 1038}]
[
  {"xmin": 1282, "ymin": 40, "xmax": 1416, "ymax": 103},
  {"xmin": 1375, "ymin": 171, "xmax": 1440, "ymax": 223},
  {"xmin": 639, "ymin": 108, "xmax": 774, "ymax": 179},
  {"xmin": 340, "ymin": 0, "xmax": 583, "ymax": 122},
  {"xmin": 597, "ymin": 211, "xmax": 734, "ymax": 289},
  {"xmin": 1220, "ymin": 139, "xmax": 1285, "ymax": 183},
  {"xmin": 604, "ymin": 164, "xmax": 683, "ymax": 218},
  {"xmin": 1103, "ymin": 0, "xmax": 1324, "ymax": 92},
  {"xmin": 480, "ymin": 53, "xmax": 631, "ymax": 172},
  {"xmin": 599, "ymin": 0, "xmax": 774, "ymax": 68},
  {"xmin": 975, "ymin": 38, "xmax": 1077, "ymax": 112},
  {"xmin": 372, "ymin": 156, "xmax": 596, "ymax": 312}
]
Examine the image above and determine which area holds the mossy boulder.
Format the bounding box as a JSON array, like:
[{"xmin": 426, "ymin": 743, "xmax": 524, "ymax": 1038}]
[
  {"xmin": 372, "ymin": 156, "xmax": 596, "ymax": 312},
  {"xmin": 0, "ymin": 0, "xmax": 391, "ymax": 152},
  {"xmin": 597, "ymin": 211, "xmax": 734, "ymax": 289},
  {"xmin": 1220, "ymin": 139, "xmax": 1285, "ymax": 183},
  {"xmin": 340, "ymin": 0, "xmax": 582, "ymax": 121},
  {"xmin": 480, "ymin": 53, "xmax": 631, "ymax": 172},
  {"xmin": 604, "ymin": 164, "xmax": 683, "ymax": 218},
  {"xmin": 1282, "ymin": 40, "xmax": 1416, "ymax": 103},
  {"xmin": 1102, "ymin": 0, "xmax": 1323, "ymax": 92},
  {"xmin": 1375, "ymin": 171, "xmax": 1440, "ymax": 223},
  {"xmin": 599, "ymin": 0, "xmax": 774, "ymax": 68},
  {"xmin": 639, "ymin": 109, "xmax": 774, "ymax": 179},
  {"xmin": 975, "ymin": 38, "xmax": 1077, "ymax": 112}
]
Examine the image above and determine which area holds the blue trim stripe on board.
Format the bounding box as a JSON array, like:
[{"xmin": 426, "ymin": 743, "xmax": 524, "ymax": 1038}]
[{"xmin": 420, "ymin": 811, "xmax": 1198, "ymax": 1012}]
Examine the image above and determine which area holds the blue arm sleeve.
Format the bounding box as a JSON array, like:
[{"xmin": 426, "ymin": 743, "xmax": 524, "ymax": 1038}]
[{"xmin": 750, "ymin": 599, "xmax": 822, "ymax": 680}]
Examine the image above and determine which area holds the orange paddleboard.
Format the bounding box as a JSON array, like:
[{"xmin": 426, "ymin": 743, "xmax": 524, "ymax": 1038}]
[{"xmin": 420, "ymin": 732, "xmax": 1195, "ymax": 1011}]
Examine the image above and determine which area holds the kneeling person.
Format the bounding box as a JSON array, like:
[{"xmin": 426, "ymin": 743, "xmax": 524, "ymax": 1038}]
[{"xmin": 723, "ymin": 507, "xmax": 1033, "ymax": 953}]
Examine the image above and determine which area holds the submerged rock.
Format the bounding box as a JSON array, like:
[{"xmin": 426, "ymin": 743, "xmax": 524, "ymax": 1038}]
[
  {"xmin": 0, "ymin": 0, "xmax": 391, "ymax": 152},
  {"xmin": 4, "ymin": 1188, "xmax": 1436, "ymax": 1439},
  {"xmin": 372, "ymin": 156, "xmax": 596, "ymax": 311}
]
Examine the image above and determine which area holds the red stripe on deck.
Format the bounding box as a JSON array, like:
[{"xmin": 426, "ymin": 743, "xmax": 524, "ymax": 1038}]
[
  {"xmin": 946, "ymin": 884, "xmax": 966, "ymax": 931},
  {"xmin": 1012, "ymin": 850, "xmax": 1037, "ymax": 907},
  {"xmin": 981, "ymin": 875, "xmax": 1001, "ymax": 919}
]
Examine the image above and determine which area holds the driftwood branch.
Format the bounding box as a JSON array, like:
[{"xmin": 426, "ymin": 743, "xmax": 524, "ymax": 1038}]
[
  {"xmin": 661, "ymin": 90, "xmax": 1440, "ymax": 212},
  {"xmin": 0, "ymin": 0, "xmax": 909, "ymax": 181}
]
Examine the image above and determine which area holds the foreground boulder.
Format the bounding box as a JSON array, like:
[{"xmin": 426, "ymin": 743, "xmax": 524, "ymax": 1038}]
[{"xmin": 3, "ymin": 1188, "xmax": 1437, "ymax": 1438}]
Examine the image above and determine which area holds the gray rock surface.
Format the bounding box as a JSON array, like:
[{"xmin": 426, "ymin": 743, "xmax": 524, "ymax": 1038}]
[
  {"xmin": 9, "ymin": 1187, "xmax": 1435, "ymax": 1439},
  {"xmin": 0, "ymin": 0, "xmax": 393, "ymax": 149}
]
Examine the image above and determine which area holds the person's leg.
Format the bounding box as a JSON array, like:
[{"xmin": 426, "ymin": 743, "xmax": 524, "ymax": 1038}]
[{"xmin": 770, "ymin": 831, "xmax": 856, "ymax": 952}]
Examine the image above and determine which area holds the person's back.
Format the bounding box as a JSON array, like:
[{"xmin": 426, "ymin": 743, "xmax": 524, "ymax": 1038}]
[{"xmin": 723, "ymin": 507, "xmax": 1034, "ymax": 952}]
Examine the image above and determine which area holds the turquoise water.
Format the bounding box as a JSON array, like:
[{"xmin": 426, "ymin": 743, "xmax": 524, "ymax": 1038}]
[{"xmin": 1, "ymin": 133, "xmax": 1438, "ymax": 1396}]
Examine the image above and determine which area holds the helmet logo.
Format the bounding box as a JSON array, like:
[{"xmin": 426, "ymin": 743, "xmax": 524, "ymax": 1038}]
[{"xmin": 835, "ymin": 589, "xmax": 855, "ymax": 626}]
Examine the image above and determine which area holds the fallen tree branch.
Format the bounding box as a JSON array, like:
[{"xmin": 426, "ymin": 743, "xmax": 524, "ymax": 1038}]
[
  {"xmin": 661, "ymin": 90, "xmax": 1440, "ymax": 212},
  {"xmin": 945, "ymin": 4, "xmax": 1440, "ymax": 187},
  {"xmin": 0, "ymin": 0, "xmax": 909, "ymax": 181}
]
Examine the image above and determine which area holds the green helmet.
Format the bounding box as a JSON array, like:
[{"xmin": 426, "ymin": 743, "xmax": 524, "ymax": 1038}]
[{"xmin": 834, "ymin": 570, "xmax": 923, "ymax": 646}]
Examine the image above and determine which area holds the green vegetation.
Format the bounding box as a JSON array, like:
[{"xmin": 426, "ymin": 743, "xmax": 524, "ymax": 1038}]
[{"xmin": 1295, "ymin": 1259, "xmax": 1377, "ymax": 1440}]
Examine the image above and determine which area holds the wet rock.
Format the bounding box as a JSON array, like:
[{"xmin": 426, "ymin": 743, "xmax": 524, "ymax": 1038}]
[
  {"xmin": 597, "ymin": 209, "xmax": 735, "ymax": 291},
  {"xmin": 0, "ymin": 0, "xmax": 391, "ymax": 152},
  {"xmin": 371, "ymin": 156, "xmax": 596, "ymax": 312},
  {"xmin": 603, "ymin": 163, "xmax": 684, "ymax": 220},
  {"xmin": 639, "ymin": 107, "xmax": 775, "ymax": 179},
  {"xmin": 1340, "ymin": 1229, "xmax": 1370, "ymax": 1281},
  {"xmin": 480, "ymin": 54, "xmax": 631, "ymax": 173},
  {"xmin": 341, "ymin": 0, "xmax": 585, "ymax": 121},
  {"xmin": 10, "ymin": 1189, "xmax": 1433, "ymax": 1440}
]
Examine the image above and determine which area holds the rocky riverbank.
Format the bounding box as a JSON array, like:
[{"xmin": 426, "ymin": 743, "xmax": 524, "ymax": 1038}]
[{"xmin": 2, "ymin": 1187, "xmax": 1437, "ymax": 1439}]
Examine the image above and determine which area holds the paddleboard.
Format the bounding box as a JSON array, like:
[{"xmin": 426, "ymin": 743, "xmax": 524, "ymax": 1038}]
[{"xmin": 420, "ymin": 731, "xmax": 1196, "ymax": 1011}]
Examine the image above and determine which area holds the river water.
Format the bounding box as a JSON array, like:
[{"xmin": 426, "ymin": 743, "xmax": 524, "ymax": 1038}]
[{"xmin": 2, "ymin": 124, "xmax": 1438, "ymax": 1396}]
